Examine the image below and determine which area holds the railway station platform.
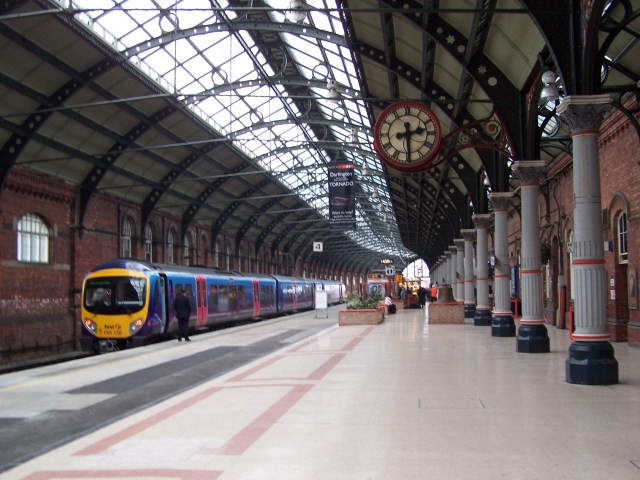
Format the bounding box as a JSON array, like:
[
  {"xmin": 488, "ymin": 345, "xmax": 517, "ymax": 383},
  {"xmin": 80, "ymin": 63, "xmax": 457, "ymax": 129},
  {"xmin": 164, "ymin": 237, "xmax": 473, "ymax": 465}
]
[{"xmin": 2, "ymin": 306, "xmax": 640, "ymax": 479}]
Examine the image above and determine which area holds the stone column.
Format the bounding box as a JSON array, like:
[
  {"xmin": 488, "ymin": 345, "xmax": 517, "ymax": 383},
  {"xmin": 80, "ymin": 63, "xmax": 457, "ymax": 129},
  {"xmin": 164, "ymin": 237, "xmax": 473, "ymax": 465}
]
[
  {"xmin": 461, "ymin": 229, "xmax": 476, "ymax": 320},
  {"xmin": 454, "ymin": 239, "xmax": 465, "ymax": 302},
  {"xmin": 488, "ymin": 193, "xmax": 516, "ymax": 337},
  {"xmin": 512, "ymin": 161, "xmax": 550, "ymax": 352},
  {"xmin": 558, "ymin": 95, "xmax": 618, "ymax": 385},
  {"xmin": 449, "ymin": 245, "xmax": 458, "ymax": 298},
  {"xmin": 445, "ymin": 251, "xmax": 452, "ymax": 284},
  {"xmin": 472, "ymin": 214, "xmax": 492, "ymax": 326}
]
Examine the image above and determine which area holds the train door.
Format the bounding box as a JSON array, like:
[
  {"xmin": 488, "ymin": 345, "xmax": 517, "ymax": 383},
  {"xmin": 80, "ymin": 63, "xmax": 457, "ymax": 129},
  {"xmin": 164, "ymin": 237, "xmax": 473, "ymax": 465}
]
[
  {"xmin": 195, "ymin": 275, "xmax": 208, "ymax": 328},
  {"xmin": 253, "ymin": 279, "xmax": 260, "ymax": 318},
  {"xmin": 293, "ymin": 281, "xmax": 298, "ymax": 310},
  {"xmin": 159, "ymin": 274, "xmax": 168, "ymax": 332}
]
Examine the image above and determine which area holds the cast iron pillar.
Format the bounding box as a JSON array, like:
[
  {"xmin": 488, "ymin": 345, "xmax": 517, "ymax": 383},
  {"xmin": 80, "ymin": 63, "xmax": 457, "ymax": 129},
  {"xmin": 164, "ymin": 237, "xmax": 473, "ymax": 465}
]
[
  {"xmin": 454, "ymin": 239, "xmax": 465, "ymax": 302},
  {"xmin": 439, "ymin": 255, "xmax": 447, "ymax": 284},
  {"xmin": 488, "ymin": 193, "xmax": 516, "ymax": 337},
  {"xmin": 461, "ymin": 230, "xmax": 476, "ymax": 320},
  {"xmin": 558, "ymin": 95, "xmax": 618, "ymax": 385},
  {"xmin": 512, "ymin": 161, "xmax": 550, "ymax": 353},
  {"xmin": 472, "ymin": 214, "xmax": 492, "ymax": 326},
  {"xmin": 445, "ymin": 250, "xmax": 452, "ymax": 285},
  {"xmin": 449, "ymin": 245, "xmax": 459, "ymax": 301}
]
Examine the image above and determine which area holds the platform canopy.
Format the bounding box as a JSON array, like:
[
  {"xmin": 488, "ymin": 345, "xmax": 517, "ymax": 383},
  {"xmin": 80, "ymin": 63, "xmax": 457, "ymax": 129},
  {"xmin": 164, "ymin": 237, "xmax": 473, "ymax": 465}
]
[{"xmin": 0, "ymin": 0, "xmax": 638, "ymax": 269}]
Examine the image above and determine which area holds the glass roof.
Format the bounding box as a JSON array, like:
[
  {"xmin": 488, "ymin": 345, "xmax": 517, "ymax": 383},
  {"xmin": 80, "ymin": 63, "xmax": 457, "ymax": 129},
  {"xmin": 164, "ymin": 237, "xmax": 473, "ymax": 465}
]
[{"xmin": 61, "ymin": 0, "xmax": 414, "ymax": 259}]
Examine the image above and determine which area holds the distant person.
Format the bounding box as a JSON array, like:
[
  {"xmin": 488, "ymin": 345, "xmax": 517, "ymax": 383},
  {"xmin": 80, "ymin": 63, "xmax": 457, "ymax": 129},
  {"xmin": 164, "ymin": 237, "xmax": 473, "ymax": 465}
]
[
  {"xmin": 430, "ymin": 284, "xmax": 438, "ymax": 301},
  {"xmin": 417, "ymin": 287, "xmax": 427, "ymax": 308},
  {"xmin": 173, "ymin": 288, "xmax": 192, "ymax": 342}
]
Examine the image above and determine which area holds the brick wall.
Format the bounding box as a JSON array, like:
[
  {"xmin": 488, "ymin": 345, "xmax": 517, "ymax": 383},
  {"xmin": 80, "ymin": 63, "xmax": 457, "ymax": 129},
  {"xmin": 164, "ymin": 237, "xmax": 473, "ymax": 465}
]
[{"xmin": 0, "ymin": 168, "xmax": 312, "ymax": 364}]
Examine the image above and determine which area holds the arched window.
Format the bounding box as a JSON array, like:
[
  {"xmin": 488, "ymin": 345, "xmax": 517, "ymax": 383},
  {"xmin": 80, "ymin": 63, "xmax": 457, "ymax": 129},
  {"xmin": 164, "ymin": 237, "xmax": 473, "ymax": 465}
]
[
  {"xmin": 17, "ymin": 213, "xmax": 49, "ymax": 263},
  {"xmin": 167, "ymin": 230, "xmax": 175, "ymax": 264},
  {"xmin": 214, "ymin": 239, "xmax": 220, "ymax": 267},
  {"xmin": 184, "ymin": 235, "xmax": 190, "ymax": 266},
  {"xmin": 122, "ymin": 218, "xmax": 132, "ymax": 258},
  {"xmin": 144, "ymin": 225, "xmax": 153, "ymax": 262},
  {"xmin": 618, "ymin": 212, "xmax": 628, "ymax": 264}
]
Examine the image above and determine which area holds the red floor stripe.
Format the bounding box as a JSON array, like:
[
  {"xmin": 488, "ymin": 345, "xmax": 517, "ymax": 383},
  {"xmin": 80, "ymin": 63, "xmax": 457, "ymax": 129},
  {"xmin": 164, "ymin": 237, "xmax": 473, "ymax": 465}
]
[
  {"xmin": 21, "ymin": 469, "xmax": 222, "ymax": 479},
  {"xmin": 225, "ymin": 355, "xmax": 284, "ymax": 382},
  {"xmin": 73, "ymin": 386, "xmax": 223, "ymax": 456},
  {"xmin": 306, "ymin": 353, "xmax": 346, "ymax": 380},
  {"xmin": 200, "ymin": 384, "xmax": 314, "ymax": 456}
]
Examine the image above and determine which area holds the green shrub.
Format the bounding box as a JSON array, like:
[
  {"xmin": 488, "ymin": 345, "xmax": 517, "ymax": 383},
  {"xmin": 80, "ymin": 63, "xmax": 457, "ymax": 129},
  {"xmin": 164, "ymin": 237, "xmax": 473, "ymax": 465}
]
[{"xmin": 345, "ymin": 290, "xmax": 384, "ymax": 309}]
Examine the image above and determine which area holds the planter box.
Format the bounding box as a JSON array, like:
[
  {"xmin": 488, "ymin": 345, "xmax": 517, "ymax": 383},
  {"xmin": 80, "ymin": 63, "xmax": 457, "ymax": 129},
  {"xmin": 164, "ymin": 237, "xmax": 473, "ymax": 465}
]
[
  {"xmin": 339, "ymin": 308, "xmax": 385, "ymax": 326},
  {"xmin": 427, "ymin": 302, "xmax": 465, "ymax": 324}
]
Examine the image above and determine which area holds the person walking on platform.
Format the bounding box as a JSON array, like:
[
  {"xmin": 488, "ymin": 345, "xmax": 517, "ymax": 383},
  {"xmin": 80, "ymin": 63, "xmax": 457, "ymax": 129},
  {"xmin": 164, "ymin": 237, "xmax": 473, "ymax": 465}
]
[
  {"xmin": 173, "ymin": 288, "xmax": 192, "ymax": 342},
  {"xmin": 417, "ymin": 286, "xmax": 427, "ymax": 308}
]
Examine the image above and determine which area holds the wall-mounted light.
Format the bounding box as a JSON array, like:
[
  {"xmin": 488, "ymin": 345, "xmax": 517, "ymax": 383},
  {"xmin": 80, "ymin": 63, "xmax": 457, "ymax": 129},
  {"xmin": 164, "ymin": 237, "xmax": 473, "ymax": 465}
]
[
  {"xmin": 539, "ymin": 70, "xmax": 559, "ymax": 104},
  {"xmin": 286, "ymin": 0, "xmax": 307, "ymax": 23}
]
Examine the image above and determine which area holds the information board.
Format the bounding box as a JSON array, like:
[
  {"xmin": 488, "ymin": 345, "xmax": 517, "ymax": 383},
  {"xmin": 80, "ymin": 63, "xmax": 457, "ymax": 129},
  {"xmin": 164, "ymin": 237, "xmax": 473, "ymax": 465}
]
[{"xmin": 315, "ymin": 290, "xmax": 328, "ymax": 318}]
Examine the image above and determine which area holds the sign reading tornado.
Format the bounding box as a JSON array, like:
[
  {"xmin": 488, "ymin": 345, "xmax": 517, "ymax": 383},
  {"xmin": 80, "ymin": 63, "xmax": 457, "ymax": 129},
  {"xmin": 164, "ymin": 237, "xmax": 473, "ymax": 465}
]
[{"xmin": 328, "ymin": 162, "xmax": 356, "ymax": 230}]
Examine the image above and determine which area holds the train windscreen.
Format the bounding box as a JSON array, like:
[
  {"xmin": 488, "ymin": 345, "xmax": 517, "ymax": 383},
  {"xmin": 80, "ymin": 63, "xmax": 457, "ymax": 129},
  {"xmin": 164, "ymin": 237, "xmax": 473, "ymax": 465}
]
[{"xmin": 84, "ymin": 277, "xmax": 146, "ymax": 315}]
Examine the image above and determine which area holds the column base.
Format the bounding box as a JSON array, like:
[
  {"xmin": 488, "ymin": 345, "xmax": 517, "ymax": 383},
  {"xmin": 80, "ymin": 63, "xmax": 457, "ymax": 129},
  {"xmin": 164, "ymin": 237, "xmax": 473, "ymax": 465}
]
[
  {"xmin": 516, "ymin": 324, "xmax": 550, "ymax": 352},
  {"xmin": 464, "ymin": 304, "xmax": 476, "ymax": 319},
  {"xmin": 474, "ymin": 308, "xmax": 492, "ymax": 326},
  {"xmin": 566, "ymin": 341, "xmax": 619, "ymax": 385},
  {"xmin": 492, "ymin": 314, "xmax": 515, "ymax": 337}
]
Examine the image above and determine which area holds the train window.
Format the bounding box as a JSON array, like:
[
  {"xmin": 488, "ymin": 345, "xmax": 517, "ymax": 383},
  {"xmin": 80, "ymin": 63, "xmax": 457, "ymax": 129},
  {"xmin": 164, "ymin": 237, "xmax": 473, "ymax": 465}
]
[
  {"xmin": 184, "ymin": 284, "xmax": 193, "ymax": 298},
  {"xmin": 219, "ymin": 285, "xmax": 227, "ymax": 298},
  {"xmin": 175, "ymin": 284, "xmax": 182, "ymax": 298},
  {"xmin": 210, "ymin": 285, "xmax": 218, "ymax": 306},
  {"xmin": 86, "ymin": 285, "xmax": 112, "ymax": 307},
  {"xmin": 238, "ymin": 285, "xmax": 245, "ymax": 304},
  {"xmin": 116, "ymin": 278, "xmax": 145, "ymax": 306},
  {"xmin": 229, "ymin": 285, "xmax": 237, "ymax": 306}
]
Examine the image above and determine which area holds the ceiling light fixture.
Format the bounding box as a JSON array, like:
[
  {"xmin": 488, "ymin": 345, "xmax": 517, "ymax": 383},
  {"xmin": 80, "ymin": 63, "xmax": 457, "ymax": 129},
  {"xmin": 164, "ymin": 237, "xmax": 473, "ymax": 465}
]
[
  {"xmin": 350, "ymin": 127, "xmax": 359, "ymax": 144},
  {"xmin": 539, "ymin": 70, "xmax": 559, "ymax": 104},
  {"xmin": 327, "ymin": 79, "xmax": 340, "ymax": 104},
  {"xmin": 286, "ymin": 0, "xmax": 307, "ymax": 23}
]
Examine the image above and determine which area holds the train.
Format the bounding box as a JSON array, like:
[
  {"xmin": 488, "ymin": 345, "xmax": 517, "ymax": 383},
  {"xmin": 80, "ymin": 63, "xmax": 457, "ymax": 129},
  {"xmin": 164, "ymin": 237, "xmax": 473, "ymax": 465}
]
[{"xmin": 80, "ymin": 259, "xmax": 346, "ymax": 353}]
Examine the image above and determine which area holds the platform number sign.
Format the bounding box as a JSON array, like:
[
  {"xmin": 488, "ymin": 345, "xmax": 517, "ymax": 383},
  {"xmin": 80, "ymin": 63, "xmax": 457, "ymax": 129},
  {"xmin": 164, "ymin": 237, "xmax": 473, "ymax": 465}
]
[
  {"xmin": 385, "ymin": 266, "xmax": 395, "ymax": 277},
  {"xmin": 313, "ymin": 242, "xmax": 323, "ymax": 252}
]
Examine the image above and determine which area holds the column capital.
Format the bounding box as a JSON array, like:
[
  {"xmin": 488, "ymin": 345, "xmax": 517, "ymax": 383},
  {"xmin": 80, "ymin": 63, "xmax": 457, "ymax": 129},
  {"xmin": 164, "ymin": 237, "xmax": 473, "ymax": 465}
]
[
  {"xmin": 461, "ymin": 229, "xmax": 476, "ymax": 241},
  {"xmin": 512, "ymin": 161, "xmax": 547, "ymax": 186},
  {"xmin": 472, "ymin": 214, "xmax": 492, "ymax": 230},
  {"xmin": 488, "ymin": 192, "xmax": 513, "ymax": 211},
  {"xmin": 445, "ymin": 251, "xmax": 452, "ymax": 259},
  {"xmin": 454, "ymin": 238, "xmax": 465, "ymax": 250},
  {"xmin": 449, "ymin": 245, "xmax": 457, "ymax": 254},
  {"xmin": 557, "ymin": 94, "xmax": 615, "ymax": 134}
]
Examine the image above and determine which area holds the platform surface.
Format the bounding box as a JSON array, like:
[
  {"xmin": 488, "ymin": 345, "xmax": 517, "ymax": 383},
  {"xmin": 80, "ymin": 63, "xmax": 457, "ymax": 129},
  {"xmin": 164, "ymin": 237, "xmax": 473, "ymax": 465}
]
[{"xmin": 2, "ymin": 307, "xmax": 640, "ymax": 479}]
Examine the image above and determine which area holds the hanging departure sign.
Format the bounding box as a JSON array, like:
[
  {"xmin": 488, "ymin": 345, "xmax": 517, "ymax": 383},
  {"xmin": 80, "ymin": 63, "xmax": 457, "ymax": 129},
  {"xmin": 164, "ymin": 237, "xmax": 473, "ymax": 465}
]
[{"xmin": 328, "ymin": 162, "xmax": 356, "ymax": 230}]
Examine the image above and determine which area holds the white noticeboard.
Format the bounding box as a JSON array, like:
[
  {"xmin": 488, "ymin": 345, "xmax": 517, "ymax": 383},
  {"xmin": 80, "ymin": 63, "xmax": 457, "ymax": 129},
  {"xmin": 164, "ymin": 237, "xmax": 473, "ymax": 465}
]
[{"xmin": 315, "ymin": 290, "xmax": 328, "ymax": 318}]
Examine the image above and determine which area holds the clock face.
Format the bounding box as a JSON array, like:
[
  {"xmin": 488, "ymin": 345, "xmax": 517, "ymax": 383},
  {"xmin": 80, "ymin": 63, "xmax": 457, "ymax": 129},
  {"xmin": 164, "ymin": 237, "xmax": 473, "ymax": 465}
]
[{"xmin": 373, "ymin": 101, "xmax": 442, "ymax": 172}]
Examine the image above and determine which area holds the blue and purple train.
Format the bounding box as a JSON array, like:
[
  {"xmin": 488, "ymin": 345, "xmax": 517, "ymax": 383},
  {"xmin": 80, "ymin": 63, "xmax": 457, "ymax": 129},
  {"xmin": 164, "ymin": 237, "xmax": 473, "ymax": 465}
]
[{"xmin": 80, "ymin": 259, "xmax": 345, "ymax": 352}]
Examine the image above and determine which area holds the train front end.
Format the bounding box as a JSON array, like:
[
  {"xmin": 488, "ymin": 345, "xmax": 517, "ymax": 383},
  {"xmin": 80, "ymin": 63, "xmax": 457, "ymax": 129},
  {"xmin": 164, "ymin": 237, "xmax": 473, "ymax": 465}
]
[{"xmin": 80, "ymin": 268, "xmax": 151, "ymax": 353}]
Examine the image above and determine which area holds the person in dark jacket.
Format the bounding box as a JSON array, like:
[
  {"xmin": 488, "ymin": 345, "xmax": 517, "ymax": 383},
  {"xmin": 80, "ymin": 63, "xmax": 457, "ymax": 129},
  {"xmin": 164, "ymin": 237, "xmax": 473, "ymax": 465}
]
[
  {"xmin": 417, "ymin": 286, "xmax": 427, "ymax": 308},
  {"xmin": 173, "ymin": 287, "xmax": 192, "ymax": 342}
]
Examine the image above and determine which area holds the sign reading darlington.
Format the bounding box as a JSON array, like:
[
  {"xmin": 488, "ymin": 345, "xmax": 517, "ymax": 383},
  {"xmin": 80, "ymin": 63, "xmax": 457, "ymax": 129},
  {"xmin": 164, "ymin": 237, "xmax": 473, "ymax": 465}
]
[{"xmin": 328, "ymin": 162, "xmax": 356, "ymax": 230}]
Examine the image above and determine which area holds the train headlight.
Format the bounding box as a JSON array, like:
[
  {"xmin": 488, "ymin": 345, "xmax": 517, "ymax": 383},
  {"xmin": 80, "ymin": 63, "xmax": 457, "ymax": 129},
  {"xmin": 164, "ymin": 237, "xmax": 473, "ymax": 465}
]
[
  {"xmin": 83, "ymin": 318, "xmax": 97, "ymax": 334},
  {"xmin": 129, "ymin": 318, "xmax": 143, "ymax": 334}
]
